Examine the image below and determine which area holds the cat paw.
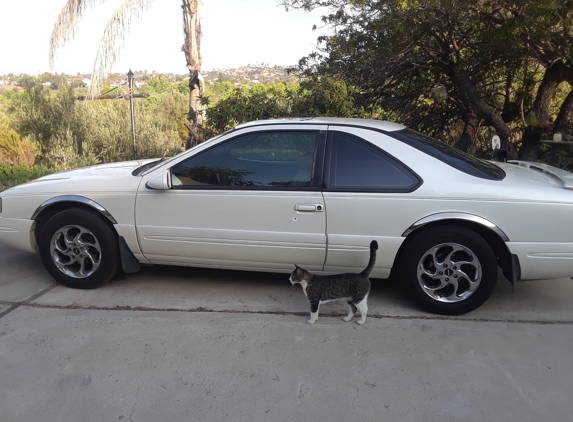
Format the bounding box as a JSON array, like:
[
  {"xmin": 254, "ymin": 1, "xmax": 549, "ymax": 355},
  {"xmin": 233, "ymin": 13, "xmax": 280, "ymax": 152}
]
[
  {"xmin": 357, "ymin": 319, "xmax": 365, "ymax": 325},
  {"xmin": 307, "ymin": 319, "xmax": 316, "ymax": 324},
  {"xmin": 342, "ymin": 316, "xmax": 353, "ymax": 322}
]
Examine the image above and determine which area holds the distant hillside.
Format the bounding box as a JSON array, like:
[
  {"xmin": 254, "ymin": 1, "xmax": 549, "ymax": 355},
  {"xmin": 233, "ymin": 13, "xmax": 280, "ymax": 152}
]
[
  {"xmin": 0, "ymin": 66, "xmax": 299, "ymax": 88},
  {"xmin": 202, "ymin": 66, "xmax": 296, "ymax": 85}
]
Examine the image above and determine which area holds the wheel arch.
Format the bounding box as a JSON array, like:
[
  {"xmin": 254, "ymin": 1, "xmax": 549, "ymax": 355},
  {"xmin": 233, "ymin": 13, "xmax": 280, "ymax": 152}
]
[
  {"xmin": 32, "ymin": 196, "xmax": 141, "ymax": 275},
  {"xmin": 393, "ymin": 213, "xmax": 519, "ymax": 284},
  {"xmin": 32, "ymin": 196, "xmax": 117, "ymax": 246}
]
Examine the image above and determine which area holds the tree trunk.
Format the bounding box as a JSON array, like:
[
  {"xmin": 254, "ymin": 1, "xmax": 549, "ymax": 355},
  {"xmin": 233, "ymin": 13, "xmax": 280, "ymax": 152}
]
[
  {"xmin": 518, "ymin": 127, "xmax": 541, "ymax": 161},
  {"xmin": 520, "ymin": 62, "xmax": 573, "ymax": 160},
  {"xmin": 533, "ymin": 61, "xmax": 572, "ymax": 124},
  {"xmin": 182, "ymin": 0, "xmax": 203, "ymax": 147},
  {"xmin": 446, "ymin": 65, "xmax": 513, "ymax": 152},
  {"xmin": 454, "ymin": 114, "xmax": 480, "ymax": 153},
  {"xmin": 554, "ymin": 88, "xmax": 573, "ymax": 134}
]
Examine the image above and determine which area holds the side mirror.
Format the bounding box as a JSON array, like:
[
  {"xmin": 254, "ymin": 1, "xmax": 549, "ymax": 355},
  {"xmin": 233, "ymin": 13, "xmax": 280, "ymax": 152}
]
[{"xmin": 146, "ymin": 171, "xmax": 172, "ymax": 190}]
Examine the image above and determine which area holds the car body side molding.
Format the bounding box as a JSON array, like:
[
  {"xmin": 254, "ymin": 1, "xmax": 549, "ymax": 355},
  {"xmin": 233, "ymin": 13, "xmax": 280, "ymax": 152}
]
[
  {"xmin": 31, "ymin": 195, "xmax": 118, "ymax": 224},
  {"xmin": 402, "ymin": 212, "xmax": 509, "ymax": 242}
]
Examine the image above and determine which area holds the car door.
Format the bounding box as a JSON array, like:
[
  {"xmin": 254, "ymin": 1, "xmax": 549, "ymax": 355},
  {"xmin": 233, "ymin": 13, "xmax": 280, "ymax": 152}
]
[
  {"xmin": 322, "ymin": 126, "xmax": 422, "ymax": 278},
  {"xmin": 135, "ymin": 126, "xmax": 327, "ymax": 272}
]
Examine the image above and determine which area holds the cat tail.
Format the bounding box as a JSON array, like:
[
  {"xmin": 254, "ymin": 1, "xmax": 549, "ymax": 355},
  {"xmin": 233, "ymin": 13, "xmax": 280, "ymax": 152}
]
[{"xmin": 360, "ymin": 240, "xmax": 379, "ymax": 276}]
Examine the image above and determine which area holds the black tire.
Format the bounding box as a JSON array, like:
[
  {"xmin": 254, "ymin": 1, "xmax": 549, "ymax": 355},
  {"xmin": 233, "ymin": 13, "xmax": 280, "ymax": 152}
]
[
  {"xmin": 39, "ymin": 208, "xmax": 120, "ymax": 289},
  {"xmin": 399, "ymin": 225, "xmax": 497, "ymax": 315}
]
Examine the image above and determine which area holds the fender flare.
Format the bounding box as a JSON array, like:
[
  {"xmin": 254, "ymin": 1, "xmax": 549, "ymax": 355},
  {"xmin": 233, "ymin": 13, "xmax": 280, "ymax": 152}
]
[
  {"xmin": 31, "ymin": 195, "xmax": 117, "ymax": 224},
  {"xmin": 402, "ymin": 212, "xmax": 509, "ymax": 242}
]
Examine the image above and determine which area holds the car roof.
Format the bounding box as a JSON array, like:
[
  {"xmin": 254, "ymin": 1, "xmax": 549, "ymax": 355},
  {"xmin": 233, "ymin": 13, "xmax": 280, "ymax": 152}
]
[{"xmin": 234, "ymin": 117, "xmax": 407, "ymax": 132}]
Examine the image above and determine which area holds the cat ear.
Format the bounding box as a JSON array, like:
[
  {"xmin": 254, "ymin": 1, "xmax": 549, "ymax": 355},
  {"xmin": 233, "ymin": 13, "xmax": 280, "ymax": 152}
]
[{"xmin": 294, "ymin": 264, "xmax": 301, "ymax": 270}]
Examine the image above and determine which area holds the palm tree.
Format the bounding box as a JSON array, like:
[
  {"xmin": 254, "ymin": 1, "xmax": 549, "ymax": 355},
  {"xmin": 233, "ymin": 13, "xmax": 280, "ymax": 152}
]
[{"xmin": 49, "ymin": 0, "xmax": 203, "ymax": 145}]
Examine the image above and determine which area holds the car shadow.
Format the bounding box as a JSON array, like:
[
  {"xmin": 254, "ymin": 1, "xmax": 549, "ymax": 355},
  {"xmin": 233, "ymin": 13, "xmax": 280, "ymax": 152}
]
[{"xmin": 110, "ymin": 264, "xmax": 420, "ymax": 315}]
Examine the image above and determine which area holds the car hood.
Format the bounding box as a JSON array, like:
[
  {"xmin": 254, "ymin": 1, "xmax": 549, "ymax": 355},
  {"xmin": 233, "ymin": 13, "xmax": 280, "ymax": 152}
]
[{"xmin": 2, "ymin": 159, "xmax": 157, "ymax": 196}]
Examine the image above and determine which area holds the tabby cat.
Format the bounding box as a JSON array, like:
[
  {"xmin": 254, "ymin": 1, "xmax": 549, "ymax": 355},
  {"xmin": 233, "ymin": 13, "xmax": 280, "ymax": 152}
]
[{"xmin": 289, "ymin": 240, "xmax": 378, "ymax": 325}]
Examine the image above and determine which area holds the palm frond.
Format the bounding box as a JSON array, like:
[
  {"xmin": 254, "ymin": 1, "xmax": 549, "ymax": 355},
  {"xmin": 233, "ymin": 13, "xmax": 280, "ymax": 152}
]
[
  {"xmin": 49, "ymin": 0, "xmax": 102, "ymax": 68},
  {"xmin": 89, "ymin": 0, "xmax": 154, "ymax": 95}
]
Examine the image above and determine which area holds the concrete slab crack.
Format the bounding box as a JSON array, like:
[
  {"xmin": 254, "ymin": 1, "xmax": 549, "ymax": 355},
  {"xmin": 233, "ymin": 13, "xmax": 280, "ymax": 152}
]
[
  {"xmin": 1, "ymin": 301, "xmax": 572, "ymax": 325},
  {"xmin": 0, "ymin": 304, "xmax": 18, "ymax": 319},
  {"xmin": 0, "ymin": 282, "xmax": 58, "ymax": 319}
]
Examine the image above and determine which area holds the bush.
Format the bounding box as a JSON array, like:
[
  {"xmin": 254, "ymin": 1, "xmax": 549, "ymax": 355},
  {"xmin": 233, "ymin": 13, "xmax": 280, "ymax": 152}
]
[
  {"xmin": 8, "ymin": 79, "xmax": 82, "ymax": 158},
  {"xmin": 0, "ymin": 125, "xmax": 37, "ymax": 165},
  {"xmin": 0, "ymin": 163, "xmax": 53, "ymax": 191},
  {"xmin": 79, "ymin": 98, "xmax": 184, "ymax": 163},
  {"xmin": 5, "ymin": 78, "xmax": 187, "ymax": 168},
  {"xmin": 202, "ymin": 78, "xmax": 363, "ymax": 135}
]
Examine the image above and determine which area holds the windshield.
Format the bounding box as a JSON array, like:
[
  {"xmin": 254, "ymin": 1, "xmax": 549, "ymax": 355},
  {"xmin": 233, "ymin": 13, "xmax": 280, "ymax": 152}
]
[{"xmin": 388, "ymin": 129, "xmax": 505, "ymax": 181}]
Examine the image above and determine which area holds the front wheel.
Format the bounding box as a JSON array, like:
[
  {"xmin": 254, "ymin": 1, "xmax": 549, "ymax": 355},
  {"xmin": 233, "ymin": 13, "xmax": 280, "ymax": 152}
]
[
  {"xmin": 399, "ymin": 226, "xmax": 498, "ymax": 315},
  {"xmin": 39, "ymin": 209, "xmax": 120, "ymax": 289}
]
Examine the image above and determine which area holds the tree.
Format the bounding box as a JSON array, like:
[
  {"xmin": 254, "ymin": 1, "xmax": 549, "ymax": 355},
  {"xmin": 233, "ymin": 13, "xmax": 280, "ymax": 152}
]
[
  {"xmin": 202, "ymin": 78, "xmax": 362, "ymax": 134},
  {"xmin": 281, "ymin": 0, "xmax": 573, "ymax": 159},
  {"xmin": 49, "ymin": 0, "xmax": 203, "ymax": 145}
]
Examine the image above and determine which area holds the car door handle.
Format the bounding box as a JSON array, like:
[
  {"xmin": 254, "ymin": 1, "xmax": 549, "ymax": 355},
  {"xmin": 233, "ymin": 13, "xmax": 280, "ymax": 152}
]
[{"xmin": 295, "ymin": 204, "xmax": 324, "ymax": 212}]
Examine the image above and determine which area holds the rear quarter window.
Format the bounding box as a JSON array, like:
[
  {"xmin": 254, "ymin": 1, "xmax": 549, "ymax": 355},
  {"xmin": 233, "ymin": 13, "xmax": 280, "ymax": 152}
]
[
  {"xmin": 326, "ymin": 131, "xmax": 421, "ymax": 192},
  {"xmin": 389, "ymin": 129, "xmax": 505, "ymax": 181}
]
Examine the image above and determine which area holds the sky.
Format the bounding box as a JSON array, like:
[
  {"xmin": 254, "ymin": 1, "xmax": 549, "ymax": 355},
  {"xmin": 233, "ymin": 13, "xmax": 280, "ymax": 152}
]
[{"xmin": 0, "ymin": 0, "xmax": 330, "ymax": 75}]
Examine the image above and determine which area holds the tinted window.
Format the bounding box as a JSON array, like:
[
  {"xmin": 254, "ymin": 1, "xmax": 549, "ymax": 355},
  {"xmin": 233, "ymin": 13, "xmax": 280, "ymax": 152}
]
[
  {"xmin": 389, "ymin": 129, "xmax": 505, "ymax": 180},
  {"xmin": 171, "ymin": 131, "xmax": 319, "ymax": 188},
  {"xmin": 327, "ymin": 132, "xmax": 420, "ymax": 191}
]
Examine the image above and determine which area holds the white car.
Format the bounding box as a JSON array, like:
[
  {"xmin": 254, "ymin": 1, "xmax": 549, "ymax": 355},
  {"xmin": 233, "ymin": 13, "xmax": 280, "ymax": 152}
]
[{"xmin": 1, "ymin": 118, "xmax": 572, "ymax": 314}]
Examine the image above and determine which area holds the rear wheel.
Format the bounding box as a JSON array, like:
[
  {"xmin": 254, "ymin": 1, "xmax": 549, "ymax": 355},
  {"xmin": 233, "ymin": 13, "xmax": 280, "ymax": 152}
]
[
  {"xmin": 399, "ymin": 226, "xmax": 498, "ymax": 315},
  {"xmin": 39, "ymin": 209, "xmax": 120, "ymax": 289}
]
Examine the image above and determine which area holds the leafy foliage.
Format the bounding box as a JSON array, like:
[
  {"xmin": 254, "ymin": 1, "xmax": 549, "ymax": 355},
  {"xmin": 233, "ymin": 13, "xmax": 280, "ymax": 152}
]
[
  {"xmin": 202, "ymin": 78, "xmax": 364, "ymax": 134},
  {"xmin": 204, "ymin": 83, "xmax": 292, "ymax": 133},
  {"xmin": 291, "ymin": 76, "xmax": 362, "ymax": 118},
  {"xmin": 3, "ymin": 76, "xmax": 186, "ymax": 169},
  {"xmin": 142, "ymin": 74, "xmax": 173, "ymax": 95},
  {"xmin": 281, "ymin": 0, "xmax": 573, "ymax": 159},
  {"xmin": 0, "ymin": 125, "xmax": 37, "ymax": 165},
  {"xmin": 8, "ymin": 78, "xmax": 84, "ymax": 158},
  {"xmin": 0, "ymin": 163, "xmax": 53, "ymax": 192}
]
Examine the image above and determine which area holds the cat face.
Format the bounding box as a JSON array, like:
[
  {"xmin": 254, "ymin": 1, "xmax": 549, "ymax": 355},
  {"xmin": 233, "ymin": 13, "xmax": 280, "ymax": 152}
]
[{"xmin": 289, "ymin": 264, "xmax": 310, "ymax": 285}]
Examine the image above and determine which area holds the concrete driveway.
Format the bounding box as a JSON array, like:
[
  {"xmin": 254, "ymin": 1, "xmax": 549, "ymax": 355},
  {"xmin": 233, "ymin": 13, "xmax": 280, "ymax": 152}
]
[{"xmin": 1, "ymin": 242, "xmax": 573, "ymax": 422}]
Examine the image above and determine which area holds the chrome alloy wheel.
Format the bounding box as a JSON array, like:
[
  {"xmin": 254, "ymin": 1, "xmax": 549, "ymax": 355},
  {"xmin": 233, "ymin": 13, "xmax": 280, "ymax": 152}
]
[
  {"xmin": 49, "ymin": 225, "xmax": 102, "ymax": 278},
  {"xmin": 416, "ymin": 242, "xmax": 482, "ymax": 303}
]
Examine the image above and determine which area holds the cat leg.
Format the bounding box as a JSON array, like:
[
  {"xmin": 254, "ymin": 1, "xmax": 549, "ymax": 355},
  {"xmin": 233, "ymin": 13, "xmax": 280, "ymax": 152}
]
[
  {"xmin": 355, "ymin": 297, "xmax": 368, "ymax": 325},
  {"xmin": 343, "ymin": 300, "xmax": 357, "ymax": 322},
  {"xmin": 308, "ymin": 300, "xmax": 320, "ymax": 324}
]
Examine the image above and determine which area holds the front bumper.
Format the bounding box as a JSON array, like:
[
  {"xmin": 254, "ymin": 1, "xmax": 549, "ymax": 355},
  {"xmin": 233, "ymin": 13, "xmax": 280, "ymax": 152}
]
[{"xmin": 0, "ymin": 217, "xmax": 36, "ymax": 253}]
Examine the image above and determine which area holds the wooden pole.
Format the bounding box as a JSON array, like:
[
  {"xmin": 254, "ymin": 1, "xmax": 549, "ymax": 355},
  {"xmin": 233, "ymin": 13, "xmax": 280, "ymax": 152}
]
[
  {"xmin": 127, "ymin": 69, "xmax": 137, "ymax": 160},
  {"xmin": 75, "ymin": 71, "xmax": 148, "ymax": 159}
]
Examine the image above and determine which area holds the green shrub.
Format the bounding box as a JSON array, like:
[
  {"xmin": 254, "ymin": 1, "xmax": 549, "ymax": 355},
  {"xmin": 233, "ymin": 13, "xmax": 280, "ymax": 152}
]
[
  {"xmin": 5, "ymin": 77, "xmax": 187, "ymax": 169},
  {"xmin": 79, "ymin": 98, "xmax": 184, "ymax": 163},
  {"xmin": 0, "ymin": 125, "xmax": 37, "ymax": 165},
  {"xmin": 0, "ymin": 163, "xmax": 54, "ymax": 191},
  {"xmin": 8, "ymin": 80, "xmax": 83, "ymax": 158}
]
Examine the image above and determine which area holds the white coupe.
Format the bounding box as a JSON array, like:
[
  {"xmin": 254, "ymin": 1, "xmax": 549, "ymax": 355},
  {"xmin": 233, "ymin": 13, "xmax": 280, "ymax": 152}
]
[{"xmin": 1, "ymin": 118, "xmax": 572, "ymax": 314}]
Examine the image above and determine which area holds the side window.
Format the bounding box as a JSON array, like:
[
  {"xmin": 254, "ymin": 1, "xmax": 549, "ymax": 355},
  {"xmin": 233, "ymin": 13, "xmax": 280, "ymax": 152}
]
[
  {"xmin": 327, "ymin": 131, "xmax": 420, "ymax": 192},
  {"xmin": 171, "ymin": 131, "xmax": 319, "ymax": 189}
]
